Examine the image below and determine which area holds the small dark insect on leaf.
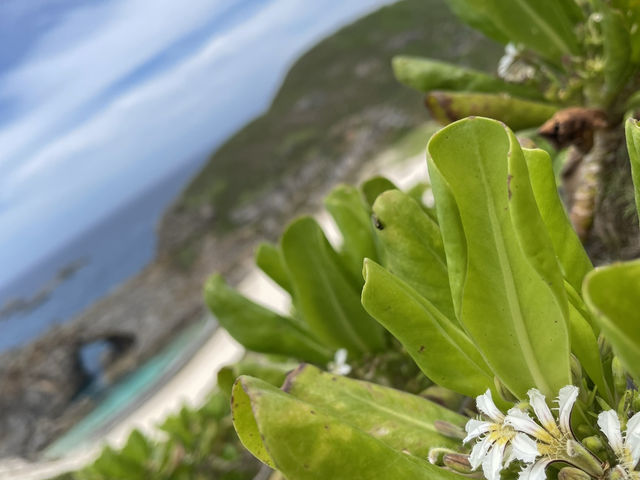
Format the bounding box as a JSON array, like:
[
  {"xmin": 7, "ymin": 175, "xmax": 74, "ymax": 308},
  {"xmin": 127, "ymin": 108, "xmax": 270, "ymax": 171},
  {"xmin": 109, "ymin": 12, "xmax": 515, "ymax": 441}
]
[{"xmin": 373, "ymin": 216, "xmax": 384, "ymax": 230}]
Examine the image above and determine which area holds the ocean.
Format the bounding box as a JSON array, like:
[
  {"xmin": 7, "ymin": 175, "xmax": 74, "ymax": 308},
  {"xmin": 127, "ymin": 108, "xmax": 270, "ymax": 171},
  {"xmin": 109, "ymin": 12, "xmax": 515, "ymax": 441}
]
[{"xmin": 0, "ymin": 155, "xmax": 206, "ymax": 353}]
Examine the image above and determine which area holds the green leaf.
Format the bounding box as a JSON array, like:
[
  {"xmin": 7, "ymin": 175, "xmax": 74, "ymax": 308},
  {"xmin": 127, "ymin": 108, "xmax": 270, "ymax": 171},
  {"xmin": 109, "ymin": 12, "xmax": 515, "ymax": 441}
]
[
  {"xmin": 523, "ymin": 148, "xmax": 593, "ymax": 293},
  {"xmin": 563, "ymin": 281, "xmax": 610, "ymax": 402},
  {"xmin": 120, "ymin": 430, "xmax": 152, "ymax": 465},
  {"xmin": 255, "ymin": 242, "xmax": 294, "ymax": 297},
  {"xmin": 282, "ymin": 364, "xmax": 467, "ymax": 453},
  {"xmin": 583, "ymin": 260, "xmax": 640, "ymax": 384},
  {"xmin": 371, "ymin": 190, "xmax": 454, "ymax": 320},
  {"xmin": 625, "ymin": 118, "xmax": 640, "ymax": 223},
  {"xmin": 324, "ymin": 184, "xmax": 380, "ymax": 285},
  {"xmin": 428, "ymin": 117, "xmax": 571, "ymax": 398},
  {"xmin": 362, "ymin": 260, "xmax": 493, "ymax": 398},
  {"xmin": 442, "ymin": 0, "xmax": 510, "ymax": 44},
  {"xmin": 392, "ymin": 56, "xmax": 544, "ymax": 100},
  {"xmin": 218, "ymin": 355, "xmax": 298, "ymax": 397},
  {"xmin": 281, "ymin": 217, "xmax": 386, "ymax": 355},
  {"xmin": 360, "ymin": 176, "xmax": 398, "ymax": 209},
  {"xmin": 232, "ymin": 374, "xmax": 464, "ymax": 480},
  {"xmin": 425, "ymin": 91, "xmax": 558, "ymax": 131},
  {"xmin": 446, "ymin": 0, "xmax": 581, "ymax": 63},
  {"xmin": 204, "ymin": 274, "xmax": 332, "ymax": 364},
  {"xmin": 598, "ymin": 2, "xmax": 634, "ymax": 106},
  {"xmin": 91, "ymin": 446, "xmax": 147, "ymax": 479}
]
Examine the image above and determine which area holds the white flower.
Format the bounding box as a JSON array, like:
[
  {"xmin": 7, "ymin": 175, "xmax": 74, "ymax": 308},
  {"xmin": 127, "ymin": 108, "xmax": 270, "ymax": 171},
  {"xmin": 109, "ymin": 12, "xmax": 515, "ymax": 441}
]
[
  {"xmin": 507, "ymin": 386, "xmax": 580, "ymax": 480},
  {"xmin": 497, "ymin": 43, "xmax": 535, "ymax": 82},
  {"xmin": 464, "ymin": 390, "xmax": 539, "ymax": 480},
  {"xmin": 598, "ymin": 410, "xmax": 640, "ymax": 475},
  {"xmin": 506, "ymin": 386, "xmax": 578, "ymax": 444},
  {"xmin": 328, "ymin": 348, "xmax": 351, "ymax": 376},
  {"xmin": 518, "ymin": 458, "xmax": 555, "ymax": 480},
  {"xmin": 498, "ymin": 43, "xmax": 518, "ymax": 78},
  {"xmin": 464, "ymin": 386, "xmax": 585, "ymax": 480}
]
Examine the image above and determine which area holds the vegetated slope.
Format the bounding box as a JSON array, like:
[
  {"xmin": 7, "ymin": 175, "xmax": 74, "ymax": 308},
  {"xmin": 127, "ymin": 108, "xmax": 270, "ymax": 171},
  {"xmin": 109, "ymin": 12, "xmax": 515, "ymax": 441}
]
[
  {"xmin": 158, "ymin": 0, "xmax": 502, "ymax": 260},
  {"xmin": 0, "ymin": 2, "xmax": 502, "ymax": 459}
]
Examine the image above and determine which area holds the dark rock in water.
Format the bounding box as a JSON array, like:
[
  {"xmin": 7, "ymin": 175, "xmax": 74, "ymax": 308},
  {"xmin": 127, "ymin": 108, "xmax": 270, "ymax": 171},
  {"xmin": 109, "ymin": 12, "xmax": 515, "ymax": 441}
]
[
  {"xmin": 0, "ymin": 257, "xmax": 88, "ymax": 321},
  {"xmin": 0, "ymin": 327, "xmax": 88, "ymax": 456},
  {"xmin": 0, "ymin": 0, "xmax": 503, "ymax": 459}
]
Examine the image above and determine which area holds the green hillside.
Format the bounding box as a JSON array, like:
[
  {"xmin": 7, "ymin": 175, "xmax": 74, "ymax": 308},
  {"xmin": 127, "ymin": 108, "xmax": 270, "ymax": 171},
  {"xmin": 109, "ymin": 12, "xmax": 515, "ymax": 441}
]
[{"xmin": 159, "ymin": 0, "xmax": 502, "ymax": 257}]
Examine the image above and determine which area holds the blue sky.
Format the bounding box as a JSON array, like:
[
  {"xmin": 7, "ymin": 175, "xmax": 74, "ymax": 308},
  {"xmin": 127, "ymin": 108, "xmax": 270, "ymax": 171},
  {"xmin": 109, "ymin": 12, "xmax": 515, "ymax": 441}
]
[{"xmin": 0, "ymin": 0, "xmax": 393, "ymax": 287}]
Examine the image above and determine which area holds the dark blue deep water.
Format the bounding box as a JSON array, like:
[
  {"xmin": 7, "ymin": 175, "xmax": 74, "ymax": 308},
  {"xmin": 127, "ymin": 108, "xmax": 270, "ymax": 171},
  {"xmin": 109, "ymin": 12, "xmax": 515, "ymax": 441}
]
[{"xmin": 0, "ymin": 156, "xmax": 204, "ymax": 352}]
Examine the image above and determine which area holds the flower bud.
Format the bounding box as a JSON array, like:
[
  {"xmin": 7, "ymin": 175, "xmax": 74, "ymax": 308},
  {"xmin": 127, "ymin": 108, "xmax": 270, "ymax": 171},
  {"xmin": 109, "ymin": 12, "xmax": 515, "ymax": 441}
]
[
  {"xmin": 581, "ymin": 435, "xmax": 604, "ymax": 454},
  {"xmin": 632, "ymin": 391, "xmax": 640, "ymax": 412},
  {"xmin": 442, "ymin": 453, "xmax": 474, "ymax": 474},
  {"xmin": 558, "ymin": 467, "xmax": 592, "ymax": 480},
  {"xmin": 608, "ymin": 465, "xmax": 629, "ymax": 480},
  {"xmin": 428, "ymin": 447, "xmax": 456, "ymax": 466},
  {"xmin": 598, "ymin": 335, "xmax": 612, "ymax": 360},
  {"xmin": 570, "ymin": 354, "xmax": 582, "ymax": 385},
  {"xmin": 612, "ymin": 356, "xmax": 628, "ymax": 398},
  {"xmin": 423, "ymin": 386, "xmax": 464, "ymax": 410},
  {"xmin": 494, "ymin": 376, "xmax": 518, "ymax": 403},
  {"xmin": 433, "ymin": 420, "xmax": 466, "ymax": 440},
  {"xmin": 566, "ymin": 439, "xmax": 604, "ymax": 477}
]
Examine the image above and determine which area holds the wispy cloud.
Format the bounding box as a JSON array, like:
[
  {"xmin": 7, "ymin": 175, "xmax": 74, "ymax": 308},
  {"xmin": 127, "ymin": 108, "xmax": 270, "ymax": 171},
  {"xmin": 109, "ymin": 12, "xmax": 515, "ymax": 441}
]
[{"xmin": 0, "ymin": 0, "xmax": 392, "ymax": 285}]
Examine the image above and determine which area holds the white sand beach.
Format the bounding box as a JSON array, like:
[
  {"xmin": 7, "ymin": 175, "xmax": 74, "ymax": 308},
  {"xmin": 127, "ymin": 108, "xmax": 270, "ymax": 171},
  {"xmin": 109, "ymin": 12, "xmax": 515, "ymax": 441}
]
[{"xmin": 0, "ymin": 150, "xmax": 428, "ymax": 480}]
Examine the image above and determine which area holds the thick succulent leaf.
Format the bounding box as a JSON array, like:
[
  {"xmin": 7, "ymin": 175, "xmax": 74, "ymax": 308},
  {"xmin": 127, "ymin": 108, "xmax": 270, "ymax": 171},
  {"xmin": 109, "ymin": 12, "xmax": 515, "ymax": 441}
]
[
  {"xmin": 620, "ymin": 3, "xmax": 640, "ymax": 63},
  {"xmin": 360, "ymin": 176, "xmax": 398, "ymax": 208},
  {"xmin": 282, "ymin": 364, "xmax": 466, "ymax": 453},
  {"xmin": 523, "ymin": 148, "xmax": 593, "ymax": 293},
  {"xmin": 427, "ymin": 117, "xmax": 571, "ymax": 399},
  {"xmin": 204, "ymin": 274, "xmax": 332, "ymax": 364},
  {"xmin": 442, "ymin": 0, "xmax": 510, "ymax": 44},
  {"xmin": 446, "ymin": 0, "xmax": 581, "ymax": 63},
  {"xmin": 564, "ymin": 284, "xmax": 610, "ymax": 402},
  {"xmin": 392, "ymin": 56, "xmax": 543, "ymax": 100},
  {"xmin": 625, "ymin": 118, "xmax": 640, "ymax": 222},
  {"xmin": 232, "ymin": 374, "xmax": 464, "ymax": 480},
  {"xmin": 255, "ymin": 242, "xmax": 294, "ymax": 297},
  {"xmin": 426, "ymin": 91, "xmax": 558, "ymax": 131},
  {"xmin": 324, "ymin": 184, "xmax": 380, "ymax": 285},
  {"xmin": 362, "ymin": 260, "xmax": 493, "ymax": 398},
  {"xmin": 371, "ymin": 190, "xmax": 454, "ymax": 319},
  {"xmin": 583, "ymin": 260, "xmax": 640, "ymax": 384},
  {"xmin": 598, "ymin": 3, "xmax": 634, "ymax": 106},
  {"xmin": 281, "ymin": 217, "xmax": 386, "ymax": 355},
  {"xmin": 218, "ymin": 355, "xmax": 298, "ymax": 397}
]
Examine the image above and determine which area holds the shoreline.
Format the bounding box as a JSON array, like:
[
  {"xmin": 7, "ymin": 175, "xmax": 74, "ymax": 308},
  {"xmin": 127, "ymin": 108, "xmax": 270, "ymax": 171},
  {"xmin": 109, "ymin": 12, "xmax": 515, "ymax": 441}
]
[{"xmin": 0, "ymin": 129, "xmax": 431, "ymax": 480}]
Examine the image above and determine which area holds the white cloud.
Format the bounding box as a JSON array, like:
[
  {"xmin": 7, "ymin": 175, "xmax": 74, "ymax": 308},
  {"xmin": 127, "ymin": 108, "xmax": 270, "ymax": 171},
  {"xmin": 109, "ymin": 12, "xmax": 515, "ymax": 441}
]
[
  {"xmin": 0, "ymin": 0, "xmax": 394, "ymax": 284},
  {"xmin": 0, "ymin": 0, "xmax": 236, "ymax": 167}
]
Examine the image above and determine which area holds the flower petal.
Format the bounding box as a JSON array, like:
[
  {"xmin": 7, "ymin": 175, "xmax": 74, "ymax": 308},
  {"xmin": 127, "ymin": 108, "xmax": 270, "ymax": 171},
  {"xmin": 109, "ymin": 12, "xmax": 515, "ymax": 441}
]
[
  {"xmin": 528, "ymin": 388, "xmax": 561, "ymax": 437},
  {"xmin": 477, "ymin": 389, "xmax": 505, "ymax": 422},
  {"xmin": 482, "ymin": 440, "xmax": 506, "ymax": 480},
  {"xmin": 334, "ymin": 348, "xmax": 348, "ymax": 365},
  {"xmin": 519, "ymin": 458, "xmax": 552, "ymax": 480},
  {"xmin": 505, "ymin": 408, "xmax": 554, "ymax": 444},
  {"xmin": 334, "ymin": 364, "xmax": 352, "ymax": 375},
  {"xmin": 511, "ymin": 432, "xmax": 540, "ymax": 464},
  {"xmin": 469, "ymin": 436, "xmax": 493, "ymax": 470},
  {"xmin": 625, "ymin": 411, "xmax": 640, "ymax": 465},
  {"xmin": 557, "ymin": 385, "xmax": 579, "ymax": 436},
  {"xmin": 464, "ymin": 419, "xmax": 492, "ymax": 444},
  {"xmin": 598, "ymin": 410, "xmax": 624, "ymax": 454}
]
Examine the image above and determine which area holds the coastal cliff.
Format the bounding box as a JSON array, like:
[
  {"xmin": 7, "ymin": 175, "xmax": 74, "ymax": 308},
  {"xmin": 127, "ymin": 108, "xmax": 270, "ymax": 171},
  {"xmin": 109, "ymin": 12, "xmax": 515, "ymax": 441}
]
[{"xmin": 0, "ymin": 0, "xmax": 501, "ymax": 459}]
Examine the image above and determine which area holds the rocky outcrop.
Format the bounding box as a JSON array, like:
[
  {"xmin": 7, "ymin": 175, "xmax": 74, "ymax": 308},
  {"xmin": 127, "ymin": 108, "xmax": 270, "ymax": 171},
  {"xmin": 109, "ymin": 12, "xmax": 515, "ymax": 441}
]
[
  {"xmin": 0, "ymin": 0, "xmax": 502, "ymax": 458},
  {"xmin": 0, "ymin": 326, "xmax": 89, "ymax": 457},
  {"xmin": 0, "ymin": 103, "xmax": 418, "ymax": 459}
]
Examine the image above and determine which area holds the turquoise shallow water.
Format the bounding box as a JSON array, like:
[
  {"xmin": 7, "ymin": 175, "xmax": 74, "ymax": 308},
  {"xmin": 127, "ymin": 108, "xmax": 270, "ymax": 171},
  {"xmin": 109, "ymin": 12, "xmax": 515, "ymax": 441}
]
[{"xmin": 44, "ymin": 318, "xmax": 214, "ymax": 459}]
